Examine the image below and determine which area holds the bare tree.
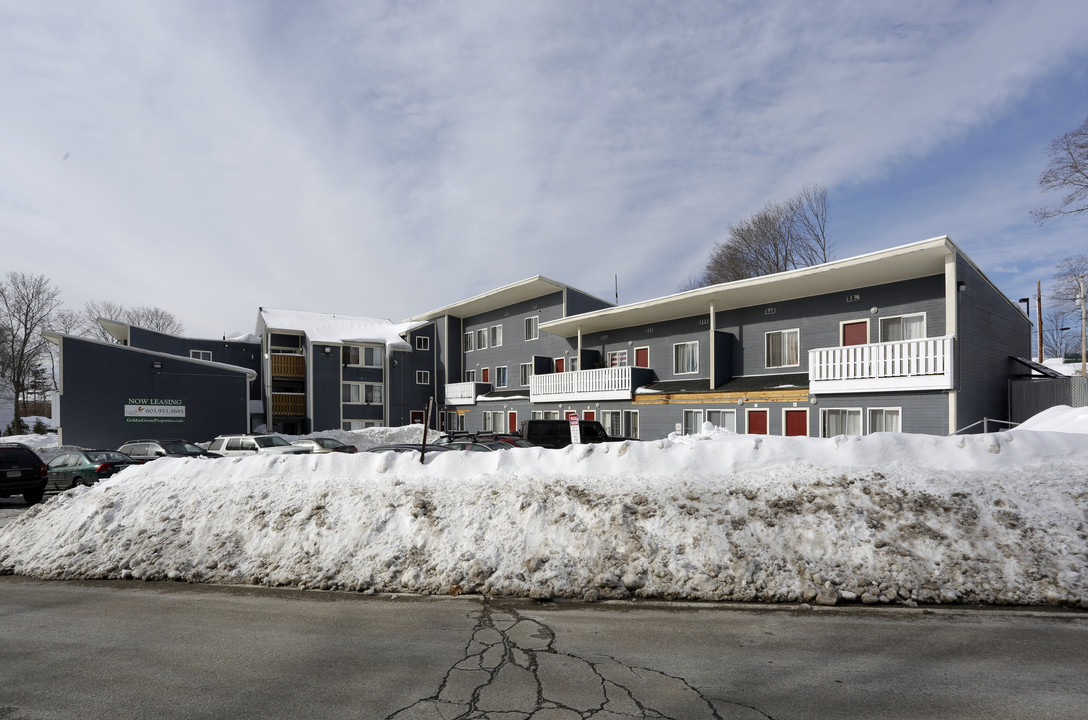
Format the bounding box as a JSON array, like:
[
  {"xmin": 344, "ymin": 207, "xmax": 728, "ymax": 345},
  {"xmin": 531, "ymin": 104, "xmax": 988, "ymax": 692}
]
[
  {"xmin": 691, "ymin": 183, "xmax": 832, "ymax": 287},
  {"xmin": 1032, "ymin": 115, "xmax": 1088, "ymax": 224},
  {"xmin": 1042, "ymin": 307, "xmax": 1077, "ymax": 360},
  {"xmin": 75, "ymin": 299, "xmax": 185, "ymax": 341},
  {"xmin": 1051, "ymin": 255, "xmax": 1088, "ymax": 306},
  {"xmin": 0, "ymin": 272, "xmax": 62, "ymax": 428}
]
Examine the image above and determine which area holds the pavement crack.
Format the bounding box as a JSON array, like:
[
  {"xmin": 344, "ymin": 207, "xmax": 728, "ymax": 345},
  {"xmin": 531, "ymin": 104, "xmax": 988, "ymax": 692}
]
[{"xmin": 385, "ymin": 598, "xmax": 769, "ymax": 719}]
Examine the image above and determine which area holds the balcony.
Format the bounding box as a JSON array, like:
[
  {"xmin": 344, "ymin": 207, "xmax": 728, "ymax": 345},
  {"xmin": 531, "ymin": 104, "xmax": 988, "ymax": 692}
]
[
  {"xmin": 271, "ymin": 392, "xmax": 306, "ymax": 417},
  {"xmin": 530, "ymin": 366, "xmax": 653, "ymax": 403},
  {"xmin": 271, "ymin": 352, "xmax": 305, "ymax": 379},
  {"xmin": 445, "ymin": 381, "xmax": 492, "ymax": 406},
  {"xmin": 808, "ymin": 336, "xmax": 954, "ymax": 394}
]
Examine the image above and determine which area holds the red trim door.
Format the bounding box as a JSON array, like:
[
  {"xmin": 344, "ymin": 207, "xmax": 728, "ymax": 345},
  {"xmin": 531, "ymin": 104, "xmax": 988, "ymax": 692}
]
[
  {"xmin": 583, "ymin": 411, "xmax": 595, "ymax": 421},
  {"xmin": 746, "ymin": 409, "xmax": 769, "ymax": 435},
  {"xmin": 508, "ymin": 411, "xmax": 518, "ymax": 434},
  {"xmin": 784, "ymin": 409, "xmax": 808, "ymax": 436},
  {"xmin": 555, "ymin": 358, "xmax": 565, "ymax": 373},
  {"xmin": 635, "ymin": 347, "xmax": 649, "ymax": 367},
  {"xmin": 481, "ymin": 368, "xmax": 490, "ymax": 383},
  {"xmin": 842, "ymin": 321, "xmax": 868, "ymax": 346}
]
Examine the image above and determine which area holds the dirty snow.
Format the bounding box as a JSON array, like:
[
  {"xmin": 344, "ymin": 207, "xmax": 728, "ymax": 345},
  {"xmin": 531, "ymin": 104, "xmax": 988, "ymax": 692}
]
[{"xmin": 2, "ymin": 410, "xmax": 1087, "ymax": 607}]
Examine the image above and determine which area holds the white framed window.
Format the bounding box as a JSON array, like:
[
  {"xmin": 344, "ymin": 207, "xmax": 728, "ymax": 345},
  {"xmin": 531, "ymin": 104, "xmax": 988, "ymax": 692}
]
[
  {"xmin": 524, "ymin": 316, "xmax": 539, "ymax": 341},
  {"xmin": 342, "ymin": 420, "xmax": 363, "ymax": 431},
  {"xmin": 189, "ymin": 349, "xmax": 212, "ymax": 361},
  {"xmin": 674, "ymin": 341, "xmax": 698, "ymax": 375},
  {"xmin": 766, "ymin": 329, "xmax": 800, "ymax": 368},
  {"xmin": 868, "ymin": 407, "xmax": 902, "ymax": 433},
  {"xmin": 569, "ymin": 356, "xmax": 579, "ymax": 371},
  {"xmin": 608, "ymin": 350, "xmax": 628, "ymax": 367},
  {"xmin": 531, "ymin": 410, "xmax": 544, "ymax": 420},
  {"xmin": 416, "ymin": 370, "xmax": 430, "ymax": 385},
  {"xmin": 682, "ymin": 409, "xmax": 703, "ymax": 435},
  {"xmin": 475, "ymin": 328, "xmax": 488, "ymax": 350},
  {"xmin": 415, "ymin": 336, "xmax": 430, "ymax": 351},
  {"xmin": 879, "ymin": 313, "xmax": 926, "ymax": 342},
  {"xmin": 482, "ymin": 410, "xmax": 504, "ymax": 432},
  {"xmin": 821, "ymin": 408, "xmax": 862, "ymax": 437},
  {"xmin": 490, "ymin": 325, "xmax": 502, "ymax": 347},
  {"xmin": 495, "ymin": 366, "xmax": 508, "ymax": 388},
  {"xmin": 465, "ymin": 369, "xmax": 476, "ymax": 382},
  {"xmin": 520, "ymin": 363, "xmax": 533, "ymax": 386},
  {"xmin": 705, "ymin": 409, "xmax": 737, "ymax": 432},
  {"xmin": 342, "ymin": 382, "xmax": 383, "ymax": 405},
  {"xmin": 464, "ymin": 331, "xmax": 474, "ymax": 352},
  {"xmin": 343, "ymin": 345, "xmax": 383, "ymax": 368},
  {"xmin": 601, "ymin": 410, "xmax": 621, "ymax": 436},
  {"xmin": 543, "ymin": 410, "xmax": 561, "ymax": 420}
]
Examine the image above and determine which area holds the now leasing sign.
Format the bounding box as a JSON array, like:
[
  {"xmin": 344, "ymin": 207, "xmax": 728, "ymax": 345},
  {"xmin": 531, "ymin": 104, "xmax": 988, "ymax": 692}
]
[{"xmin": 125, "ymin": 397, "xmax": 186, "ymax": 423}]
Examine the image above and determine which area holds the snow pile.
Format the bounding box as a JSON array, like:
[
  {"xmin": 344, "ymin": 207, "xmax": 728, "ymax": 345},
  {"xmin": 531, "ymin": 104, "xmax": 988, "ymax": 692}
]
[
  {"xmin": 1015, "ymin": 404, "xmax": 1088, "ymax": 434},
  {"xmin": 2, "ymin": 412, "xmax": 1087, "ymax": 607}
]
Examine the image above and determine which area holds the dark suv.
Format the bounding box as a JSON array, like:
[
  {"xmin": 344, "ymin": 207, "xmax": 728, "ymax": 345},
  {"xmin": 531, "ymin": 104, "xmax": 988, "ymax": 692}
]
[
  {"xmin": 0, "ymin": 442, "xmax": 48, "ymax": 504},
  {"xmin": 521, "ymin": 419, "xmax": 624, "ymax": 449}
]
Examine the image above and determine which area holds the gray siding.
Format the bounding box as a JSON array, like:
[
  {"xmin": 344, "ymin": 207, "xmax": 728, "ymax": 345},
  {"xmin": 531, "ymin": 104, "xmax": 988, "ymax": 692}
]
[
  {"xmin": 391, "ymin": 322, "xmax": 439, "ymax": 426},
  {"xmin": 310, "ymin": 343, "xmax": 342, "ymax": 432},
  {"xmin": 461, "ymin": 292, "xmax": 573, "ymax": 385},
  {"xmin": 580, "ymin": 315, "xmax": 708, "ymax": 381},
  {"xmin": 128, "ymin": 326, "xmax": 262, "ymax": 400},
  {"xmin": 565, "ymin": 288, "xmax": 613, "ymax": 317},
  {"xmin": 57, "ymin": 337, "xmax": 250, "ymax": 448},
  {"xmin": 954, "ymin": 256, "xmax": 1033, "ymax": 432}
]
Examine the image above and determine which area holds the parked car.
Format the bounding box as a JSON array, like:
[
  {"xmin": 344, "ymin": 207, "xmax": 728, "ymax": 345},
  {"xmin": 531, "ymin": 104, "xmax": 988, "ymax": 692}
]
[
  {"xmin": 0, "ymin": 442, "xmax": 48, "ymax": 504},
  {"xmin": 46, "ymin": 450, "xmax": 142, "ymax": 490},
  {"xmin": 290, "ymin": 437, "xmax": 358, "ymax": 454},
  {"xmin": 366, "ymin": 444, "xmax": 452, "ymax": 454},
  {"xmin": 117, "ymin": 438, "xmax": 221, "ymax": 461},
  {"xmin": 207, "ymin": 434, "xmax": 311, "ymax": 456},
  {"xmin": 436, "ymin": 432, "xmax": 534, "ymax": 448},
  {"xmin": 521, "ymin": 419, "xmax": 626, "ymax": 449}
]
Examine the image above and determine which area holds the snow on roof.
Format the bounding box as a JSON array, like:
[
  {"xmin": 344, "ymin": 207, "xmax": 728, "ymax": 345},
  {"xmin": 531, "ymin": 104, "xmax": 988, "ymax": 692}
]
[{"xmin": 258, "ymin": 308, "xmax": 411, "ymax": 350}]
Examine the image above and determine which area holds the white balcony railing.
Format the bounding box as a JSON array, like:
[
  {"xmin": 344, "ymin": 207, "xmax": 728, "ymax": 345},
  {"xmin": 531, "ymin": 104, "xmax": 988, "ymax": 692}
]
[
  {"xmin": 808, "ymin": 336, "xmax": 954, "ymax": 394},
  {"xmin": 530, "ymin": 366, "xmax": 634, "ymax": 403},
  {"xmin": 445, "ymin": 381, "xmax": 491, "ymax": 406}
]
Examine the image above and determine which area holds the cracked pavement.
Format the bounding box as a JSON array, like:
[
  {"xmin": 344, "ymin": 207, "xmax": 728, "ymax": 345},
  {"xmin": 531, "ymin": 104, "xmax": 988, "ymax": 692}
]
[{"xmin": 387, "ymin": 599, "xmax": 770, "ymax": 719}]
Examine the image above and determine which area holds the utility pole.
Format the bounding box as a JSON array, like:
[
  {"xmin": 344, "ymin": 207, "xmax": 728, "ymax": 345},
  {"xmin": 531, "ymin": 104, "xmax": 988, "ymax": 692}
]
[
  {"xmin": 1077, "ymin": 275, "xmax": 1087, "ymax": 377},
  {"xmin": 1037, "ymin": 281, "xmax": 1044, "ymax": 363}
]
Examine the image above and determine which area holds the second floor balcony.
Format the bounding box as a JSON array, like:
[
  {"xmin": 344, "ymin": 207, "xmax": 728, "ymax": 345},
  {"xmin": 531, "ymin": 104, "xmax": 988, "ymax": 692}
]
[
  {"xmin": 808, "ymin": 336, "xmax": 954, "ymax": 394},
  {"xmin": 271, "ymin": 392, "xmax": 306, "ymax": 417},
  {"xmin": 530, "ymin": 366, "xmax": 654, "ymax": 403},
  {"xmin": 270, "ymin": 352, "xmax": 305, "ymax": 379},
  {"xmin": 445, "ymin": 381, "xmax": 493, "ymax": 406}
]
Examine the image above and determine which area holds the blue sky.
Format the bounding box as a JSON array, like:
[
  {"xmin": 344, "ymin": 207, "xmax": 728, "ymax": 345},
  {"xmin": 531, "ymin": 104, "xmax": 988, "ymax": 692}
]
[{"xmin": 2, "ymin": 1, "xmax": 1086, "ymax": 338}]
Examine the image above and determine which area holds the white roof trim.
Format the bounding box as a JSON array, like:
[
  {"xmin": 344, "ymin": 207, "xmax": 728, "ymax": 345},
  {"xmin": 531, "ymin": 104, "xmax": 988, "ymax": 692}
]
[{"xmin": 407, "ymin": 276, "xmax": 606, "ymax": 322}]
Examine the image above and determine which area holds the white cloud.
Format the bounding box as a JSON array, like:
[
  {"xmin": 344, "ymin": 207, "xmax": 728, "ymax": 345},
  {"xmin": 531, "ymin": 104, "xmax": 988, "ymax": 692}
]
[{"xmin": 1, "ymin": 1, "xmax": 1087, "ymax": 335}]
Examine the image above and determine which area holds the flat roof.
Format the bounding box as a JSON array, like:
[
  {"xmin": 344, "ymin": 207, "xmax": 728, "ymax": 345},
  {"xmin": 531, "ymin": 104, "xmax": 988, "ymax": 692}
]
[
  {"xmin": 541, "ymin": 236, "xmax": 960, "ymax": 336},
  {"xmin": 407, "ymin": 276, "xmax": 611, "ymax": 323}
]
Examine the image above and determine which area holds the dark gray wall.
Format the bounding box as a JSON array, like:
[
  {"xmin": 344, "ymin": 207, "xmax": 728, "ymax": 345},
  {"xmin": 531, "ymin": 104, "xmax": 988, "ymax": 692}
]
[
  {"xmin": 310, "ymin": 343, "xmax": 342, "ymax": 432},
  {"xmin": 128, "ymin": 327, "xmax": 262, "ymax": 400},
  {"xmin": 565, "ymin": 288, "xmax": 613, "ymax": 317},
  {"xmin": 954, "ymin": 256, "xmax": 1032, "ymax": 432},
  {"xmin": 392, "ymin": 322, "xmax": 439, "ymax": 426},
  {"xmin": 58, "ymin": 337, "xmax": 250, "ymax": 448}
]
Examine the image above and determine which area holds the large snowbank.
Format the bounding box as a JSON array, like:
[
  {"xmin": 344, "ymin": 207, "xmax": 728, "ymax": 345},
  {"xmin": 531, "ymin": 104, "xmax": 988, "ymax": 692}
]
[{"xmin": 2, "ymin": 411, "xmax": 1087, "ymax": 607}]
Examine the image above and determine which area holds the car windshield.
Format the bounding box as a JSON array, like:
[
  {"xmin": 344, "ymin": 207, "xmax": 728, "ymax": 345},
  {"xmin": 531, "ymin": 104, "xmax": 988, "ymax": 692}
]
[
  {"xmin": 159, "ymin": 441, "xmax": 190, "ymax": 453},
  {"xmin": 316, "ymin": 438, "xmax": 345, "ymax": 448},
  {"xmin": 182, "ymin": 443, "xmax": 205, "ymax": 453},
  {"xmin": 254, "ymin": 436, "xmax": 289, "ymax": 448}
]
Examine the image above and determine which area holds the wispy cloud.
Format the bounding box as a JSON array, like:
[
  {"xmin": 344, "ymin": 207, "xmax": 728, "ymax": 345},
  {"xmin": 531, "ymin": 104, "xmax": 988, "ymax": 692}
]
[{"xmin": 1, "ymin": 1, "xmax": 1086, "ymax": 336}]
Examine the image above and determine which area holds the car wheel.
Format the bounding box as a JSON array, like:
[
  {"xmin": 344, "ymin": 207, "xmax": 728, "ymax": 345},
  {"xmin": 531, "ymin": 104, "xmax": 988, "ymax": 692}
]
[
  {"xmin": 71, "ymin": 476, "xmax": 88, "ymax": 489},
  {"xmin": 23, "ymin": 488, "xmax": 45, "ymax": 505}
]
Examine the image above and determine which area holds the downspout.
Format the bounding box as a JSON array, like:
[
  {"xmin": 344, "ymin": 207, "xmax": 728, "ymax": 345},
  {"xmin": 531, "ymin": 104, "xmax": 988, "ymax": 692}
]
[{"xmin": 577, "ymin": 326, "xmax": 583, "ymax": 370}]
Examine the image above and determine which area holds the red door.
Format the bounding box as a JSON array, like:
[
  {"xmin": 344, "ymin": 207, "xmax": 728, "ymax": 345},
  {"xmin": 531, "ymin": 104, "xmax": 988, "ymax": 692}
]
[
  {"xmin": 410, "ymin": 411, "xmax": 424, "ymax": 425},
  {"xmin": 784, "ymin": 409, "xmax": 808, "ymax": 436},
  {"xmin": 555, "ymin": 358, "xmax": 564, "ymax": 373},
  {"xmin": 635, "ymin": 347, "xmax": 649, "ymax": 367},
  {"xmin": 508, "ymin": 411, "xmax": 518, "ymax": 433},
  {"xmin": 583, "ymin": 411, "xmax": 595, "ymax": 421},
  {"xmin": 842, "ymin": 321, "xmax": 868, "ymax": 346},
  {"xmin": 747, "ymin": 409, "xmax": 768, "ymax": 435},
  {"xmin": 481, "ymin": 368, "xmax": 490, "ymax": 383}
]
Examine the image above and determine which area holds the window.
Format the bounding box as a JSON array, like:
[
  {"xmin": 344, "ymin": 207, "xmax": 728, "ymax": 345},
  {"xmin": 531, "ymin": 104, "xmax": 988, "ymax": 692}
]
[
  {"xmin": 464, "ymin": 331, "xmax": 475, "ymax": 352},
  {"xmin": 343, "ymin": 346, "xmax": 383, "ymax": 368},
  {"xmin": 869, "ymin": 408, "xmax": 902, "ymax": 433},
  {"xmin": 569, "ymin": 357, "xmax": 579, "ymax": 371},
  {"xmin": 531, "ymin": 410, "xmax": 544, "ymax": 420},
  {"xmin": 706, "ymin": 409, "xmax": 737, "ymax": 432},
  {"xmin": 623, "ymin": 410, "xmax": 639, "ymax": 439},
  {"xmin": 343, "ymin": 420, "xmax": 381, "ymax": 430},
  {"xmin": 608, "ymin": 350, "xmax": 628, "ymax": 367},
  {"xmin": 415, "ymin": 336, "xmax": 430, "ymax": 351},
  {"xmin": 602, "ymin": 410, "xmax": 620, "ymax": 436},
  {"xmin": 490, "ymin": 325, "xmax": 502, "ymax": 347},
  {"xmin": 495, "ymin": 366, "xmax": 508, "ymax": 388},
  {"xmin": 520, "ymin": 363, "xmax": 533, "ymax": 386},
  {"xmin": 766, "ymin": 329, "xmax": 800, "ymax": 368},
  {"xmin": 682, "ymin": 409, "xmax": 703, "ymax": 435},
  {"xmin": 465, "ymin": 369, "xmax": 476, "ymax": 382},
  {"xmin": 822, "ymin": 408, "xmax": 861, "ymax": 437},
  {"xmin": 524, "ymin": 316, "xmax": 539, "ymax": 341},
  {"xmin": 879, "ymin": 313, "xmax": 926, "ymax": 342},
  {"xmin": 189, "ymin": 349, "xmax": 212, "ymax": 361},
  {"xmin": 342, "ymin": 382, "xmax": 383, "ymax": 405},
  {"xmin": 674, "ymin": 342, "xmax": 698, "ymax": 375},
  {"xmin": 634, "ymin": 347, "xmax": 649, "ymax": 368},
  {"xmin": 482, "ymin": 410, "xmax": 504, "ymax": 432},
  {"xmin": 416, "ymin": 370, "xmax": 430, "ymax": 385},
  {"xmin": 544, "ymin": 410, "xmax": 561, "ymax": 420},
  {"xmin": 475, "ymin": 328, "xmax": 488, "ymax": 350}
]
